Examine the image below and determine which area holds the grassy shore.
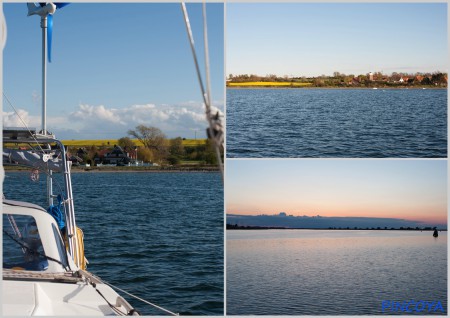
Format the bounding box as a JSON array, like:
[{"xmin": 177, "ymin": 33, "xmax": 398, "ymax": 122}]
[{"xmin": 4, "ymin": 164, "xmax": 220, "ymax": 173}]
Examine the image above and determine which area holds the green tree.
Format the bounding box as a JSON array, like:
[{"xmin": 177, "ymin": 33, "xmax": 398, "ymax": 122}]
[
  {"xmin": 431, "ymin": 72, "xmax": 447, "ymax": 85},
  {"xmin": 87, "ymin": 145, "xmax": 98, "ymax": 165},
  {"xmin": 137, "ymin": 147, "xmax": 153, "ymax": 163},
  {"xmin": 169, "ymin": 137, "xmax": 185, "ymax": 157},
  {"xmin": 128, "ymin": 125, "xmax": 168, "ymax": 163},
  {"xmin": 202, "ymin": 139, "xmax": 222, "ymax": 165},
  {"xmin": 118, "ymin": 136, "xmax": 136, "ymax": 151},
  {"xmin": 421, "ymin": 77, "xmax": 432, "ymax": 85},
  {"xmin": 167, "ymin": 137, "xmax": 186, "ymax": 165}
]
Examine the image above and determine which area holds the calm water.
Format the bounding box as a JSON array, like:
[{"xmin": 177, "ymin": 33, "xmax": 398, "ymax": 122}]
[
  {"xmin": 3, "ymin": 171, "xmax": 224, "ymax": 315},
  {"xmin": 227, "ymin": 230, "xmax": 447, "ymax": 315},
  {"xmin": 227, "ymin": 89, "xmax": 447, "ymax": 158}
]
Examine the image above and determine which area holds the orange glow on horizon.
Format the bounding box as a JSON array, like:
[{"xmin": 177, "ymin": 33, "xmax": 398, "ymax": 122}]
[{"xmin": 226, "ymin": 160, "xmax": 447, "ymax": 227}]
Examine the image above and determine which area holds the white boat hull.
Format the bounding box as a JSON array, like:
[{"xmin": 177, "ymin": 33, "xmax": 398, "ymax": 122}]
[{"xmin": 3, "ymin": 273, "xmax": 135, "ymax": 316}]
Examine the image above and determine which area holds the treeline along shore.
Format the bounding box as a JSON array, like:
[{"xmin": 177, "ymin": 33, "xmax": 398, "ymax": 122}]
[
  {"xmin": 227, "ymin": 213, "xmax": 447, "ymax": 230},
  {"xmin": 4, "ymin": 125, "xmax": 223, "ymax": 172},
  {"xmin": 227, "ymin": 72, "xmax": 448, "ymax": 88},
  {"xmin": 63, "ymin": 125, "xmax": 223, "ymax": 169},
  {"xmin": 227, "ymin": 224, "xmax": 447, "ymax": 231}
]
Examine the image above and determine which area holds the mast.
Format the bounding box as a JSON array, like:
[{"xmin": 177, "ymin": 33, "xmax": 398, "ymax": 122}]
[
  {"xmin": 27, "ymin": 2, "xmax": 55, "ymax": 134},
  {"xmin": 40, "ymin": 15, "xmax": 53, "ymax": 206},
  {"xmin": 41, "ymin": 16, "xmax": 47, "ymax": 135}
]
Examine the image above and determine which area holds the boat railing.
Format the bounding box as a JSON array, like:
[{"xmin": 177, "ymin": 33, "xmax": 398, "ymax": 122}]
[{"xmin": 3, "ymin": 127, "xmax": 81, "ymax": 270}]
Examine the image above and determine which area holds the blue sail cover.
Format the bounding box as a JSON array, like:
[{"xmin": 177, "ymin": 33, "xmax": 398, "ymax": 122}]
[{"xmin": 47, "ymin": 195, "xmax": 65, "ymax": 230}]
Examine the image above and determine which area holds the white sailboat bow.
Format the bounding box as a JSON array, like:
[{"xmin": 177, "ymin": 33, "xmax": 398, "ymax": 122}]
[
  {"xmin": 3, "ymin": 130, "xmax": 139, "ymax": 316},
  {"xmin": 2, "ymin": 2, "xmax": 220, "ymax": 316},
  {"xmin": 2, "ymin": 3, "xmax": 140, "ymax": 316}
]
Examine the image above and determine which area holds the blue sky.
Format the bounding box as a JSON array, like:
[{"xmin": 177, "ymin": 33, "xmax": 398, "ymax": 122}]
[
  {"xmin": 227, "ymin": 3, "xmax": 447, "ymax": 77},
  {"xmin": 226, "ymin": 160, "xmax": 447, "ymax": 225},
  {"xmin": 3, "ymin": 3, "xmax": 224, "ymax": 139}
]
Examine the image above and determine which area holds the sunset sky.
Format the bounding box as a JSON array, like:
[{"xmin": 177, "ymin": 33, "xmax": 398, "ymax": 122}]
[{"xmin": 226, "ymin": 160, "xmax": 447, "ymax": 225}]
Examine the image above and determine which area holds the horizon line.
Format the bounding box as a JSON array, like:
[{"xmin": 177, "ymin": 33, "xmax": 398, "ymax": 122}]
[{"xmin": 227, "ymin": 213, "xmax": 447, "ymax": 224}]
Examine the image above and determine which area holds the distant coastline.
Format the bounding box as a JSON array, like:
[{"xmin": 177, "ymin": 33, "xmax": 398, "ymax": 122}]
[
  {"xmin": 227, "ymin": 86, "xmax": 446, "ymax": 90},
  {"xmin": 227, "ymin": 224, "xmax": 447, "ymax": 231},
  {"xmin": 227, "ymin": 72, "xmax": 448, "ymax": 89},
  {"xmin": 227, "ymin": 213, "xmax": 447, "ymax": 230}
]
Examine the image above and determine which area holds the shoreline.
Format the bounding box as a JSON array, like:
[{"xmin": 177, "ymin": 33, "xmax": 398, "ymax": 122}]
[
  {"xmin": 4, "ymin": 166, "xmax": 220, "ymax": 173},
  {"xmin": 226, "ymin": 227, "xmax": 447, "ymax": 231},
  {"xmin": 71, "ymin": 169, "xmax": 220, "ymax": 173}
]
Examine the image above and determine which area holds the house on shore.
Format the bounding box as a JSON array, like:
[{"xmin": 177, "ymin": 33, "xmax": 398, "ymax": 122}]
[
  {"xmin": 68, "ymin": 148, "xmax": 87, "ymax": 165},
  {"xmin": 95, "ymin": 145, "xmax": 131, "ymax": 165}
]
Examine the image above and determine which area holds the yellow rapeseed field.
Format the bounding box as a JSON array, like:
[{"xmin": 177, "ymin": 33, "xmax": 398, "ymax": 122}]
[
  {"xmin": 61, "ymin": 138, "xmax": 206, "ymax": 148},
  {"xmin": 181, "ymin": 139, "xmax": 207, "ymax": 146},
  {"xmin": 62, "ymin": 139, "xmax": 122, "ymax": 147},
  {"xmin": 227, "ymin": 81, "xmax": 312, "ymax": 87}
]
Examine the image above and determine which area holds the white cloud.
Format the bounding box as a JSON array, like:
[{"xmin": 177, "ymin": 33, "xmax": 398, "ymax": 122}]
[
  {"xmin": 64, "ymin": 100, "xmax": 224, "ymax": 139},
  {"xmin": 3, "ymin": 109, "xmax": 40, "ymax": 129},
  {"xmin": 71, "ymin": 104, "xmax": 126, "ymax": 125},
  {"xmin": 3, "ymin": 108, "xmax": 75, "ymax": 137},
  {"xmin": 4, "ymin": 100, "xmax": 224, "ymax": 140}
]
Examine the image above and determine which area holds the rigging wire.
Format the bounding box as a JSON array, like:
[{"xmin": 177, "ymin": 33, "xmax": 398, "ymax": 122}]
[
  {"xmin": 201, "ymin": 1, "xmax": 225, "ymax": 180},
  {"xmin": 202, "ymin": 2, "xmax": 212, "ymax": 113},
  {"xmin": 98, "ymin": 278, "xmax": 179, "ymax": 316},
  {"xmin": 88, "ymin": 281, "xmax": 130, "ymax": 316},
  {"xmin": 3, "ymin": 92, "xmax": 47, "ymax": 155},
  {"xmin": 79, "ymin": 270, "xmax": 177, "ymax": 315},
  {"xmin": 181, "ymin": 2, "xmax": 224, "ymax": 181}
]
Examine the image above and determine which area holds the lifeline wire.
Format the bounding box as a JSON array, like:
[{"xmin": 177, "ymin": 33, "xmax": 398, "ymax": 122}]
[{"xmin": 99, "ymin": 279, "xmax": 179, "ymax": 316}]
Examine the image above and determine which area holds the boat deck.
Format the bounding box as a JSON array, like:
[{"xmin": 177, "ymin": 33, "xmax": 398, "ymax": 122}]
[{"xmin": 3, "ymin": 269, "xmax": 82, "ymax": 284}]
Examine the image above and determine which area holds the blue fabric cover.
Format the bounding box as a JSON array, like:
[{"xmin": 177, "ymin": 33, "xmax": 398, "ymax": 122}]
[{"xmin": 47, "ymin": 195, "xmax": 65, "ymax": 230}]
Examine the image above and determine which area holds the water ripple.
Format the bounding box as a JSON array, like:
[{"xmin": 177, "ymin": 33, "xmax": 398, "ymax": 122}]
[
  {"xmin": 4, "ymin": 172, "xmax": 224, "ymax": 315},
  {"xmin": 227, "ymin": 89, "xmax": 447, "ymax": 158},
  {"xmin": 227, "ymin": 230, "xmax": 447, "ymax": 315}
]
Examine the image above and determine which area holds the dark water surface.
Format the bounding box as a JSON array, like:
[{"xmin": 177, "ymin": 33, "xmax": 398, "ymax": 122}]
[
  {"xmin": 227, "ymin": 89, "xmax": 447, "ymax": 158},
  {"xmin": 3, "ymin": 171, "xmax": 224, "ymax": 315},
  {"xmin": 227, "ymin": 230, "xmax": 447, "ymax": 315}
]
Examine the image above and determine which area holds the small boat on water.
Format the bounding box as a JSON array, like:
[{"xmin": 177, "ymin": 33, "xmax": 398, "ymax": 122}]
[{"xmin": 433, "ymin": 228, "xmax": 439, "ymax": 237}]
